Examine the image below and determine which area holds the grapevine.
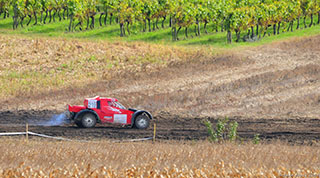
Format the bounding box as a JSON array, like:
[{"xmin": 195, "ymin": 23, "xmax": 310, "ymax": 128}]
[{"xmin": 1, "ymin": 0, "xmax": 320, "ymax": 43}]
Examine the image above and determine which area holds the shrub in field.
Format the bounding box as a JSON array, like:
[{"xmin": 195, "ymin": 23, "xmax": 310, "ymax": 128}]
[
  {"xmin": 203, "ymin": 119, "xmax": 217, "ymax": 142},
  {"xmin": 253, "ymin": 134, "xmax": 260, "ymax": 144},
  {"xmin": 228, "ymin": 121, "xmax": 238, "ymax": 141},
  {"xmin": 204, "ymin": 117, "xmax": 238, "ymax": 142}
]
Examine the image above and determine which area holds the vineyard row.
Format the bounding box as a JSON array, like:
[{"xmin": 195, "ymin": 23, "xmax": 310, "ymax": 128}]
[{"xmin": 0, "ymin": 0, "xmax": 320, "ymax": 43}]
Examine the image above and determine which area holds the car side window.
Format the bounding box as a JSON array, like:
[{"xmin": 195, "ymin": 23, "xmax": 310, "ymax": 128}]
[
  {"xmin": 107, "ymin": 101, "xmax": 114, "ymax": 107},
  {"xmin": 107, "ymin": 101, "xmax": 125, "ymax": 109}
]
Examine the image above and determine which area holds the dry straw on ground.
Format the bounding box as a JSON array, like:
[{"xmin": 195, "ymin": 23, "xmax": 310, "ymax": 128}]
[
  {"xmin": 0, "ymin": 34, "xmax": 209, "ymax": 101},
  {"xmin": 0, "ymin": 138, "xmax": 319, "ymax": 177}
]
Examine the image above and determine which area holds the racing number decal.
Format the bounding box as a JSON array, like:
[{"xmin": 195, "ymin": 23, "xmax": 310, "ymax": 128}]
[
  {"xmin": 88, "ymin": 100, "xmax": 97, "ymax": 108},
  {"xmin": 114, "ymin": 114, "xmax": 127, "ymax": 124}
]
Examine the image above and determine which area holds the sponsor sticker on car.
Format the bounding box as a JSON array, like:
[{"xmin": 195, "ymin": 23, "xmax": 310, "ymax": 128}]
[{"xmin": 114, "ymin": 114, "xmax": 127, "ymax": 124}]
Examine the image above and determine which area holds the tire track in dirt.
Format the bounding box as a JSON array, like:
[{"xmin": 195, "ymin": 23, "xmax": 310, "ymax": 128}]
[{"xmin": 205, "ymin": 64, "xmax": 320, "ymax": 117}]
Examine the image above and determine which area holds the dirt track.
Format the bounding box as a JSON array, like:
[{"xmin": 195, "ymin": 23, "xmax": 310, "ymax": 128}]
[{"xmin": 0, "ymin": 110, "xmax": 319, "ymax": 144}]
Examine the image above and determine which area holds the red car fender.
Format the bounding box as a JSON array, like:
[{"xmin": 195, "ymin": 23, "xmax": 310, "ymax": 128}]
[{"xmin": 68, "ymin": 105, "xmax": 86, "ymax": 113}]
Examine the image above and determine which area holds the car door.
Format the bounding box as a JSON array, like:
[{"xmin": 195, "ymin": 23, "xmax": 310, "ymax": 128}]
[
  {"xmin": 100, "ymin": 101, "xmax": 115, "ymax": 123},
  {"xmin": 110, "ymin": 102, "xmax": 130, "ymax": 125},
  {"xmin": 101, "ymin": 101, "xmax": 130, "ymax": 125},
  {"xmin": 113, "ymin": 108, "xmax": 133, "ymax": 125}
]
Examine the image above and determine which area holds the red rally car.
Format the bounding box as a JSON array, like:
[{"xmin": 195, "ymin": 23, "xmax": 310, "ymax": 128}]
[{"xmin": 68, "ymin": 96, "xmax": 152, "ymax": 129}]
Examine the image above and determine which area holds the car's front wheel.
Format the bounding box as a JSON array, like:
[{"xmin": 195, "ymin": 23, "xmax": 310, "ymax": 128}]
[
  {"xmin": 134, "ymin": 114, "xmax": 150, "ymax": 129},
  {"xmin": 81, "ymin": 113, "xmax": 97, "ymax": 128}
]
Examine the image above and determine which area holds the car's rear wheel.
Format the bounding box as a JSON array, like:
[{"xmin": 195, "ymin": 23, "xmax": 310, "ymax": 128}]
[
  {"xmin": 134, "ymin": 114, "xmax": 150, "ymax": 129},
  {"xmin": 81, "ymin": 113, "xmax": 97, "ymax": 128}
]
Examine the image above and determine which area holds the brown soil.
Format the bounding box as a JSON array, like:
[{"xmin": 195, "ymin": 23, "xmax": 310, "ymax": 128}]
[{"xmin": 1, "ymin": 35, "xmax": 320, "ymax": 143}]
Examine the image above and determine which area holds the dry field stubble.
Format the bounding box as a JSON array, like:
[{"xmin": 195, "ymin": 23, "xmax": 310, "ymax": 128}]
[
  {"xmin": 0, "ymin": 34, "xmax": 209, "ymax": 110},
  {"xmin": 0, "ymin": 138, "xmax": 319, "ymax": 177}
]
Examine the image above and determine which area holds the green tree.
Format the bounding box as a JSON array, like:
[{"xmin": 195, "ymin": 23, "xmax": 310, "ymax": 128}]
[
  {"xmin": 11, "ymin": 0, "xmax": 25, "ymax": 29},
  {"xmin": 0, "ymin": 0, "xmax": 11, "ymax": 19},
  {"xmin": 140, "ymin": 0, "xmax": 158, "ymax": 32},
  {"xmin": 157, "ymin": 0, "xmax": 170, "ymax": 28},
  {"xmin": 175, "ymin": 0, "xmax": 194, "ymax": 39}
]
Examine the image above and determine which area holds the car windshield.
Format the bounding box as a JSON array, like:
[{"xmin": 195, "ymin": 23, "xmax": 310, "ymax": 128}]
[{"xmin": 114, "ymin": 102, "xmax": 126, "ymax": 109}]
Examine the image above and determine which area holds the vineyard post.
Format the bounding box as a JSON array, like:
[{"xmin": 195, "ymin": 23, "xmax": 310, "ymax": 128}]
[{"xmin": 153, "ymin": 123, "xmax": 156, "ymax": 144}]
